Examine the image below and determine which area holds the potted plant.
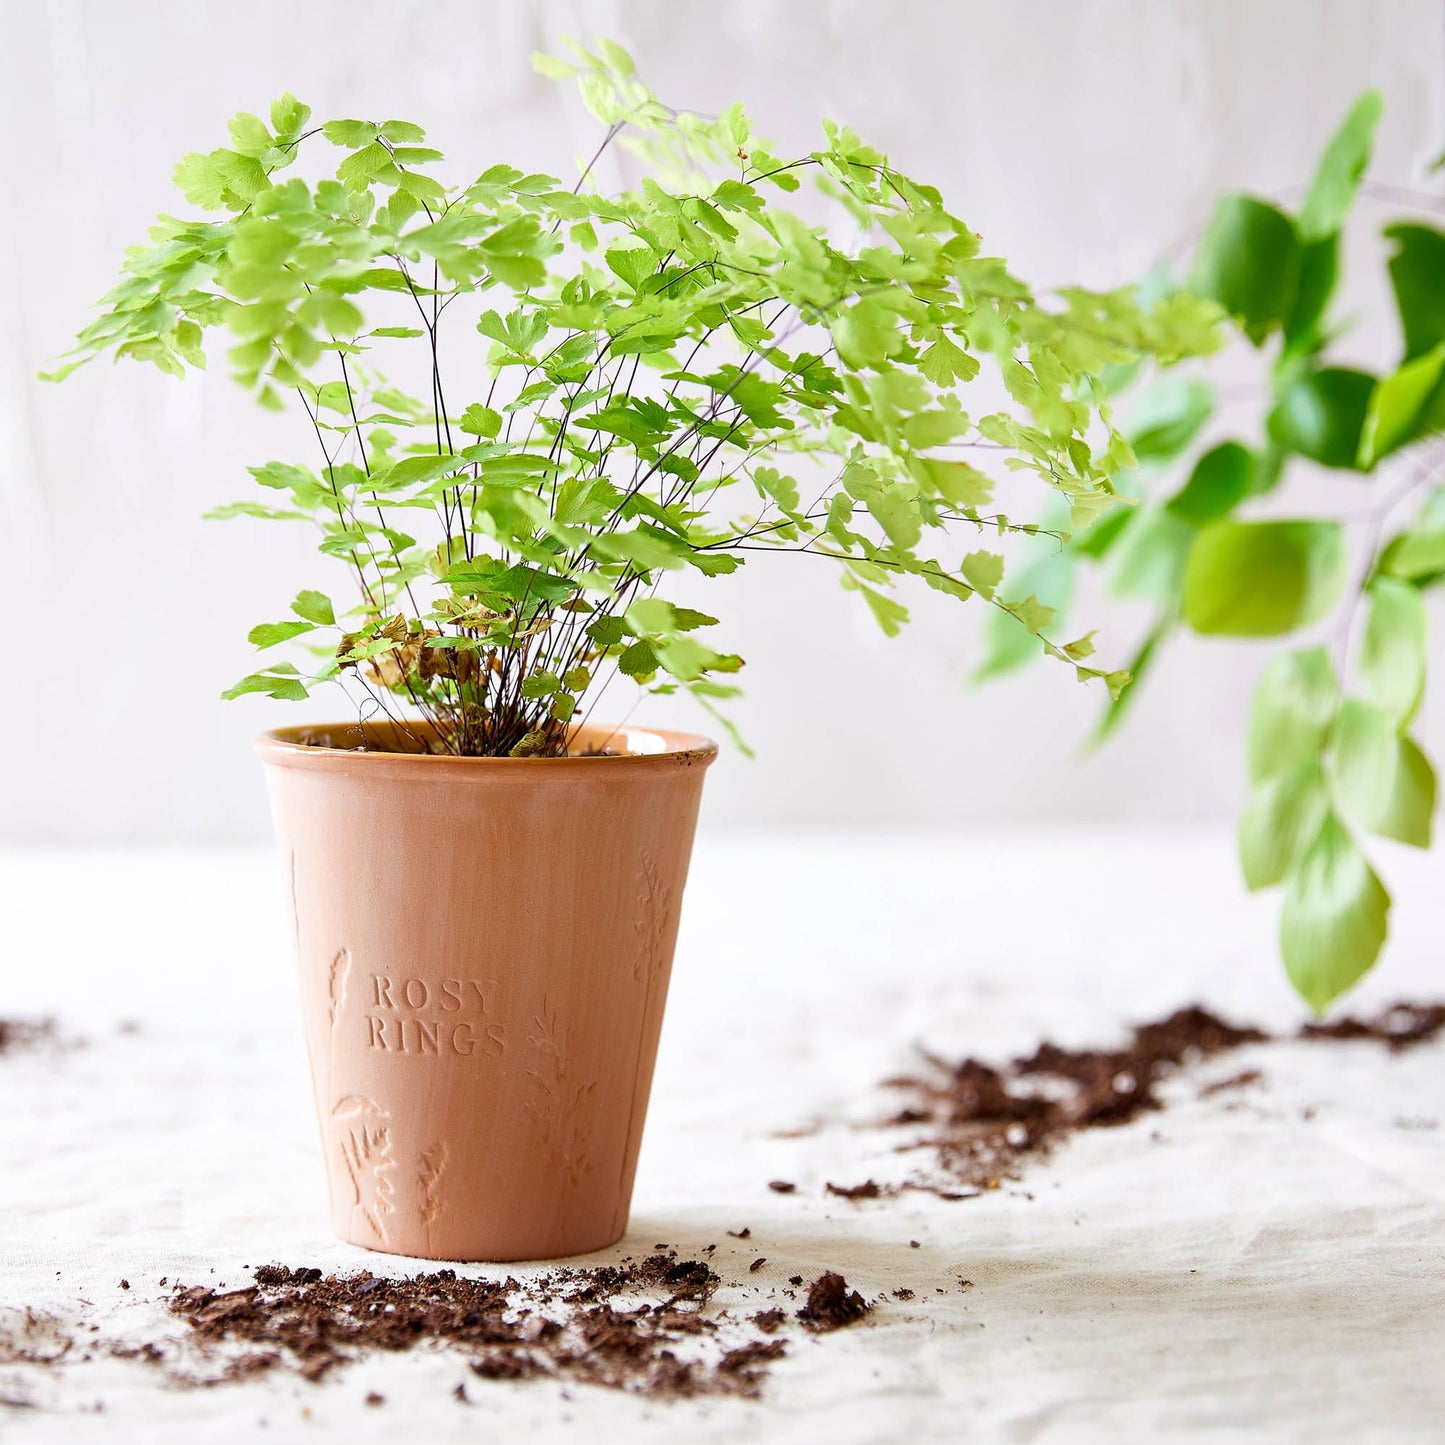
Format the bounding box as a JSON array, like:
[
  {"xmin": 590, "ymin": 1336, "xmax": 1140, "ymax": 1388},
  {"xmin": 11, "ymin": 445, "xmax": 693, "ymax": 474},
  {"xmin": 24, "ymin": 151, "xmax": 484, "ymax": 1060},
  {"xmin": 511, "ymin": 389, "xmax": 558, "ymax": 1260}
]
[
  {"xmin": 981, "ymin": 91, "xmax": 1444, "ymax": 1014},
  {"xmin": 47, "ymin": 40, "xmax": 1212, "ymax": 1260}
]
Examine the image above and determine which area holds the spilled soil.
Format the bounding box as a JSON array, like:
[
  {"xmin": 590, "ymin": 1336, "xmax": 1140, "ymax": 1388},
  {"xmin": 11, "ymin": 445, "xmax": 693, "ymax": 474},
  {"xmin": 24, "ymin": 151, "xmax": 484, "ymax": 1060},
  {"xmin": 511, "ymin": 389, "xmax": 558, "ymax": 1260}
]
[
  {"xmin": 820, "ymin": 1001, "xmax": 1445, "ymax": 1200},
  {"xmin": 0, "ymin": 1019, "xmax": 58, "ymax": 1056},
  {"xmin": 1300, "ymin": 1003, "xmax": 1445, "ymax": 1050},
  {"xmin": 796, "ymin": 1273, "xmax": 870, "ymax": 1331},
  {"xmin": 160, "ymin": 1254, "xmax": 871, "ymax": 1399},
  {"xmin": 2, "ymin": 1258, "xmax": 872, "ymax": 1406}
]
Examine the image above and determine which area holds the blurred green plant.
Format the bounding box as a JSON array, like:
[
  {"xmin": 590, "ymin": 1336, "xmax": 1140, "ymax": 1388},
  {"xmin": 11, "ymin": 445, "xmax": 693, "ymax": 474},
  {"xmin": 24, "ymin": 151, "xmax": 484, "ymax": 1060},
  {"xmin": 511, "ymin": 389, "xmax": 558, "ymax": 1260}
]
[
  {"xmin": 980, "ymin": 91, "xmax": 1445, "ymax": 1012},
  {"xmin": 45, "ymin": 39, "xmax": 1214, "ymax": 760}
]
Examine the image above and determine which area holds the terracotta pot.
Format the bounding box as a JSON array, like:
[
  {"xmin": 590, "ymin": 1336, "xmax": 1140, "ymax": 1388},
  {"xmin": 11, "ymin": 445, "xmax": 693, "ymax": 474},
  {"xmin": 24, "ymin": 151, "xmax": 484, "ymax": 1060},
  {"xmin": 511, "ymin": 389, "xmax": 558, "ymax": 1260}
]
[{"xmin": 257, "ymin": 720, "xmax": 716, "ymax": 1262}]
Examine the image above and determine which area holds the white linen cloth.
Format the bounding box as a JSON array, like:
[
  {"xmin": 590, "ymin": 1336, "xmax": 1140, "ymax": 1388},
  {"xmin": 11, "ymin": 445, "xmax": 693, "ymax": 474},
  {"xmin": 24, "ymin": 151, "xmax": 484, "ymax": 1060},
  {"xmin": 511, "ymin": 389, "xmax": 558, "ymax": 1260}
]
[{"xmin": 1, "ymin": 831, "xmax": 1442, "ymax": 1442}]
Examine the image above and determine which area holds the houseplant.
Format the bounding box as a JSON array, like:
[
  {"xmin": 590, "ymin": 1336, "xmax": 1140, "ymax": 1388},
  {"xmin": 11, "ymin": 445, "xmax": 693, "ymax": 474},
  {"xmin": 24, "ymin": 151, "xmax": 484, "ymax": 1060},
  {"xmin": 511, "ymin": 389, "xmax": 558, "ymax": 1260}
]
[
  {"xmin": 978, "ymin": 91, "xmax": 1445, "ymax": 1014},
  {"xmin": 48, "ymin": 40, "xmax": 1213, "ymax": 1259}
]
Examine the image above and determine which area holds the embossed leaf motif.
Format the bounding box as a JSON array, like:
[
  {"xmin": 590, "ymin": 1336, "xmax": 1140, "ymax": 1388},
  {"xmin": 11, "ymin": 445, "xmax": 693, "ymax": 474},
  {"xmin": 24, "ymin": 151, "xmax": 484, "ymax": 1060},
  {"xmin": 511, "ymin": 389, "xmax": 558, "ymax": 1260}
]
[
  {"xmin": 633, "ymin": 851, "xmax": 670, "ymax": 985},
  {"xmin": 327, "ymin": 947, "xmax": 352, "ymax": 1027},
  {"xmin": 331, "ymin": 1096, "xmax": 396, "ymax": 1244},
  {"xmin": 526, "ymin": 999, "xmax": 565, "ymax": 1092},
  {"xmin": 525, "ymin": 998, "xmax": 597, "ymax": 1190},
  {"xmin": 417, "ymin": 1140, "xmax": 450, "ymax": 1245},
  {"xmin": 560, "ymin": 1084, "xmax": 597, "ymax": 1190}
]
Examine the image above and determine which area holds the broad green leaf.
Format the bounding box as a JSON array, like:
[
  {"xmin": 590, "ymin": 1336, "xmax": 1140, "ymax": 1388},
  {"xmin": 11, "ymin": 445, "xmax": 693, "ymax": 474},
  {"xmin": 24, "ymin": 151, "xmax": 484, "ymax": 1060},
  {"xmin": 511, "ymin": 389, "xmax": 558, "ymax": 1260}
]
[
  {"xmin": 338, "ymin": 140, "xmax": 391, "ymax": 191},
  {"xmin": 299, "ymin": 292, "xmax": 363, "ymax": 337},
  {"xmin": 1009, "ymin": 593, "xmax": 1057, "ymax": 636},
  {"xmin": 1360, "ymin": 735, "xmax": 1435, "ymax": 847},
  {"xmin": 270, "ymin": 92, "xmax": 310, "ymax": 138},
  {"xmin": 860, "ymin": 482, "xmax": 922, "ymax": 550},
  {"xmin": 228, "ymin": 677, "xmax": 309, "ymax": 702},
  {"xmin": 1073, "ymin": 501, "xmax": 1135, "ymax": 561},
  {"xmin": 604, "ymin": 246, "xmax": 655, "ymax": 291},
  {"xmin": 832, "ymin": 301, "xmax": 903, "ymax": 368},
  {"xmin": 322, "ymin": 119, "xmax": 380, "ymax": 148},
  {"xmin": 248, "ymin": 620, "xmax": 313, "ymax": 649},
  {"xmin": 519, "ymin": 670, "xmax": 561, "ymax": 698},
  {"xmin": 1238, "ymin": 759, "xmax": 1329, "ymax": 891},
  {"xmin": 901, "ymin": 403, "xmax": 970, "ymax": 449},
  {"xmin": 1383, "ymin": 223, "xmax": 1445, "ymax": 360},
  {"xmin": 1328, "ymin": 699, "xmax": 1434, "ymax": 847},
  {"xmin": 653, "ymin": 634, "xmax": 741, "ymax": 681},
  {"xmin": 1182, "ymin": 520, "xmax": 1346, "ymax": 637},
  {"xmin": 1247, "ymin": 442, "xmax": 1287, "ymax": 498},
  {"xmin": 1327, "ymin": 698, "xmax": 1397, "ymax": 823},
  {"xmin": 1110, "ymin": 506, "xmax": 1194, "ymax": 602},
  {"xmin": 1357, "ymin": 344, "xmax": 1445, "ymax": 467},
  {"xmin": 531, "ymin": 51, "xmax": 576, "ymax": 81},
  {"xmin": 174, "ymin": 149, "xmax": 258, "ymax": 210},
  {"xmin": 843, "ymin": 465, "xmax": 919, "ymax": 549},
  {"xmin": 587, "ymin": 616, "xmax": 627, "ymax": 649},
  {"xmin": 1280, "ymin": 815, "xmax": 1389, "ymax": 1012},
  {"xmin": 917, "ymin": 458, "xmax": 993, "ymax": 509},
  {"xmin": 290, "ymin": 590, "xmax": 335, "ymax": 626},
  {"xmin": 1380, "ymin": 527, "xmax": 1445, "ymax": 582},
  {"xmin": 1189, "ymin": 195, "xmax": 1300, "ymax": 344},
  {"xmin": 1124, "ymin": 375, "xmax": 1213, "ymax": 462},
  {"xmin": 459, "ymin": 403, "xmax": 502, "ymax": 438},
  {"xmin": 374, "ymin": 454, "xmax": 462, "ymax": 490},
  {"xmin": 597, "ymin": 527, "xmax": 687, "ymax": 571},
  {"xmin": 222, "ymin": 661, "xmax": 308, "ymax": 702},
  {"xmin": 843, "ymin": 574, "xmax": 909, "ymax": 637},
  {"xmin": 617, "ymin": 640, "xmax": 659, "ymax": 680},
  {"xmin": 919, "ymin": 335, "xmax": 976, "ymax": 387},
  {"xmin": 1166, "ymin": 442, "xmax": 1253, "ymax": 525},
  {"xmin": 597, "ymin": 38, "xmax": 636, "ymax": 75},
  {"xmin": 626, "ymin": 598, "xmax": 718, "ymax": 634},
  {"xmin": 204, "ymin": 501, "xmax": 309, "ymax": 522},
  {"xmin": 1296, "ymin": 89, "xmax": 1383, "ymax": 241},
  {"xmin": 227, "ymin": 111, "xmax": 273, "ymax": 158},
  {"xmin": 446, "ymin": 559, "xmax": 573, "ymax": 604},
  {"xmin": 1379, "ymin": 488, "xmax": 1445, "ymax": 581},
  {"xmin": 1247, "ymin": 646, "xmax": 1339, "ymax": 782},
  {"xmin": 752, "ymin": 466, "xmax": 801, "ymax": 515},
  {"xmin": 1267, "ymin": 368, "xmax": 1374, "ymax": 470},
  {"xmin": 960, "ymin": 550, "xmax": 1004, "ymax": 598},
  {"xmin": 249, "ymin": 460, "xmax": 319, "ymax": 493},
  {"xmin": 1283, "ymin": 234, "xmax": 1340, "ymax": 351},
  {"xmin": 1358, "ymin": 578, "xmax": 1426, "ymax": 723}
]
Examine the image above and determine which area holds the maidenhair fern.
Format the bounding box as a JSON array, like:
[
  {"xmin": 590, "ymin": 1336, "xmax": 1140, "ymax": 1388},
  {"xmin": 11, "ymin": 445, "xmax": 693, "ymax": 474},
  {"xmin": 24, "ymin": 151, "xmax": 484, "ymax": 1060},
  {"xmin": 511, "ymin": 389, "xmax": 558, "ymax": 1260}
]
[{"xmin": 49, "ymin": 38, "xmax": 1215, "ymax": 757}]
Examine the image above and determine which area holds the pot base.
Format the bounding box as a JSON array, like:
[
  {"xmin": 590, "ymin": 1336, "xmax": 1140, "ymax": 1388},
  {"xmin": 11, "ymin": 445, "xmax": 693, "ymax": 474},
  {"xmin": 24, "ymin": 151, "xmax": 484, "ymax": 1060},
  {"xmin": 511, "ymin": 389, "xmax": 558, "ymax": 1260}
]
[{"xmin": 333, "ymin": 1219, "xmax": 630, "ymax": 1266}]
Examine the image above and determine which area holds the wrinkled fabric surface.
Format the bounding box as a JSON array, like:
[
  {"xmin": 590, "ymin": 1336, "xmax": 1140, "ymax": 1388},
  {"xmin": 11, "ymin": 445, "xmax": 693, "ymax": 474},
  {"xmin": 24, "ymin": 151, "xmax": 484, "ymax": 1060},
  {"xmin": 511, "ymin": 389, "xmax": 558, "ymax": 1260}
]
[{"xmin": 1, "ymin": 832, "xmax": 1441, "ymax": 1442}]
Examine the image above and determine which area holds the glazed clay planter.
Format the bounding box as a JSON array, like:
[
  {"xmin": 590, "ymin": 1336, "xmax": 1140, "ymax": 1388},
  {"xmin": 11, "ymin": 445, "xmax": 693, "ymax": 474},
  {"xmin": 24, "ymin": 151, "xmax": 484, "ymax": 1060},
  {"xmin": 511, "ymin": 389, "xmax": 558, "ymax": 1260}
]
[{"xmin": 258, "ymin": 720, "xmax": 716, "ymax": 1263}]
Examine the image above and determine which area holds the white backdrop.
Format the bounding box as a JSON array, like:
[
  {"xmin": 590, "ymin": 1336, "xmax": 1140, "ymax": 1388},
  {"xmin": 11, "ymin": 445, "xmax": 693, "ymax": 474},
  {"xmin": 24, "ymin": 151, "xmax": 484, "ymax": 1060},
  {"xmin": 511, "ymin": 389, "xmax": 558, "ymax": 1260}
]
[{"xmin": 3, "ymin": 0, "xmax": 1443, "ymax": 840}]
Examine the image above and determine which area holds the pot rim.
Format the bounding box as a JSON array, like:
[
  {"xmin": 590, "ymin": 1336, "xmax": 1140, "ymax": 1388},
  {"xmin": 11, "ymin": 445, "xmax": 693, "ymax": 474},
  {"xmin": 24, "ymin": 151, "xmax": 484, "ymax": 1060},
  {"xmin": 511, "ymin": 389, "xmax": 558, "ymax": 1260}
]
[{"xmin": 256, "ymin": 719, "xmax": 718, "ymax": 770}]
